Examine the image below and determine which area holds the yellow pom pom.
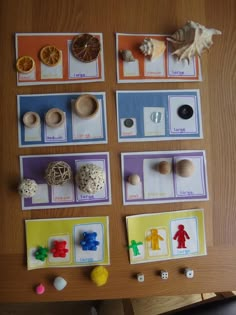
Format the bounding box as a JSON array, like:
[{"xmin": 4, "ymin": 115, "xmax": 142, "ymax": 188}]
[{"xmin": 90, "ymin": 266, "xmax": 109, "ymax": 287}]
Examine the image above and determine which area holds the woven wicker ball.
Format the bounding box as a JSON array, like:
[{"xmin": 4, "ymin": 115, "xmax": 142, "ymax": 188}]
[
  {"xmin": 45, "ymin": 161, "xmax": 72, "ymax": 185},
  {"xmin": 76, "ymin": 164, "xmax": 105, "ymax": 194},
  {"xmin": 18, "ymin": 178, "xmax": 38, "ymax": 198}
]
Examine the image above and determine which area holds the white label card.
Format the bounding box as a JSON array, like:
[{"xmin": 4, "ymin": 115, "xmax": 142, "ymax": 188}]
[
  {"xmin": 144, "ymin": 55, "xmax": 165, "ymax": 77},
  {"xmin": 31, "ymin": 184, "xmax": 49, "ymax": 204},
  {"xmin": 123, "ymin": 60, "xmax": 139, "ymax": 77},
  {"xmin": 18, "ymin": 68, "xmax": 36, "ymax": 81},
  {"xmin": 51, "ymin": 180, "xmax": 75, "ymax": 203},
  {"xmin": 126, "ymin": 181, "xmax": 143, "ymax": 200},
  {"xmin": 143, "ymin": 158, "xmax": 174, "ymax": 199},
  {"xmin": 24, "ymin": 124, "xmax": 41, "ymax": 142}
]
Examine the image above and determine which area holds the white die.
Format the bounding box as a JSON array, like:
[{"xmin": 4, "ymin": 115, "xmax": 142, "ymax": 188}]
[
  {"xmin": 184, "ymin": 268, "xmax": 194, "ymax": 279},
  {"xmin": 137, "ymin": 273, "xmax": 144, "ymax": 282},
  {"xmin": 160, "ymin": 270, "xmax": 168, "ymax": 280}
]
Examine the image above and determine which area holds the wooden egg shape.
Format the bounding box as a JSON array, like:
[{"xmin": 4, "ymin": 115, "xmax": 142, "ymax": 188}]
[
  {"xmin": 157, "ymin": 161, "xmax": 171, "ymax": 175},
  {"xmin": 176, "ymin": 159, "xmax": 194, "ymax": 177},
  {"xmin": 128, "ymin": 174, "xmax": 140, "ymax": 185}
]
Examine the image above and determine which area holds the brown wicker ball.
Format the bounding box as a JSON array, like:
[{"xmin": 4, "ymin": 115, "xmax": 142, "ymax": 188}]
[{"xmin": 45, "ymin": 161, "xmax": 72, "ymax": 185}]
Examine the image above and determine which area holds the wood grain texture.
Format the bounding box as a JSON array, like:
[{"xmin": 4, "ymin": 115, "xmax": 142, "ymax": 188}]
[{"xmin": 0, "ymin": 0, "xmax": 235, "ymax": 302}]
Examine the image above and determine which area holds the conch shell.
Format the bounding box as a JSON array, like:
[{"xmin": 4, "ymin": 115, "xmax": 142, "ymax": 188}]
[
  {"xmin": 120, "ymin": 50, "xmax": 135, "ymax": 62},
  {"xmin": 139, "ymin": 38, "xmax": 166, "ymax": 60},
  {"xmin": 167, "ymin": 20, "xmax": 221, "ymax": 63}
]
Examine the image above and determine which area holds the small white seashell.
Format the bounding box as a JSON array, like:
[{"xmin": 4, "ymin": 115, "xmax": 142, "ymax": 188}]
[
  {"xmin": 139, "ymin": 38, "xmax": 166, "ymax": 60},
  {"xmin": 76, "ymin": 164, "xmax": 105, "ymax": 194},
  {"xmin": 120, "ymin": 50, "xmax": 135, "ymax": 62},
  {"xmin": 18, "ymin": 178, "xmax": 38, "ymax": 198},
  {"xmin": 167, "ymin": 20, "xmax": 221, "ymax": 63}
]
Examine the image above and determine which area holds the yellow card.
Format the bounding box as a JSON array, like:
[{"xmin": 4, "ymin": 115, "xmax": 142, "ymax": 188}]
[
  {"xmin": 25, "ymin": 216, "xmax": 110, "ymax": 270},
  {"xmin": 126, "ymin": 209, "xmax": 206, "ymax": 264}
]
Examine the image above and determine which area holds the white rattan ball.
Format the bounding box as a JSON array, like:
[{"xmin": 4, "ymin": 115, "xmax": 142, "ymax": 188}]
[
  {"xmin": 18, "ymin": 179, "xmax": 38, "ymax": 198},
  {"xmin": 76, "ymin": 164, "xmax": 105, "ymax": 194}
]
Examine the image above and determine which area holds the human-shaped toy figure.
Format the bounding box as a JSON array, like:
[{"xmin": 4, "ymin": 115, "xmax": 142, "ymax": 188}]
[
  {"xmin": 128, "ymin": 240, "xmax": 143, "ymax": 256},
  {"xmin": 51, "ymin": 240, "xmax": 69, "ymax": 258},
  {"xmin": 80, "ymin": 232, "xmax": 100, "ymax": 251},
  {"xmin": 173, "ymin": 224, "xmax": 190, "ymax": 248},
  {"xmin": 146, "ymin": 229, "xmax": 164, "ymax": 250}
]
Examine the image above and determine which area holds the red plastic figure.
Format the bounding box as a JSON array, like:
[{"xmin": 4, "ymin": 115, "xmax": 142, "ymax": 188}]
[
  {"xmin": 173, "ymin": 224, "xmax": 190, "ymax": 248},
  {"xmin": 51, "ymin": 240, "xmax": 69, "ymax": 258}
]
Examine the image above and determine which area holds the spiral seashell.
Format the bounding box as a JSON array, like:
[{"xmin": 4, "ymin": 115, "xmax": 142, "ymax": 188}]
[
  {"xmin": 120, "ymin": 50, "xmax": 135, "ymax": 62},
  {"xmin": 139, "ymin": 38, "xmax": 166, "ymax": 60},
  {"xmin": 167, "ymin": 20, "xmax": 221, "ymax": 63}
]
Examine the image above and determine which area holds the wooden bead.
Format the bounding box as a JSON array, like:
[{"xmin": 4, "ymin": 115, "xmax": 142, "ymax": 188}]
[
  {"xmin": 128, "ymin": 174, "xmax": 140, "ymax": 185},
  {"xmin": 158, "ymin": 161, "xmax": 171, "ymax": 174},
  {"xmin": 176, "ymin": 159, "xmax": 194, "ymax": 177}
]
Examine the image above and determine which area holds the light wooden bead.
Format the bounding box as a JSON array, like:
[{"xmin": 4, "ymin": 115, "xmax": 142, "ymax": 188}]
[
  {"xmin": 128, "ymin": 174, "xmax": 140, "ymax": 185},
  {"xmin": 158, "ymin": 161, "xmax": 171, "ymax": 175},
  {"xmin": 176, "ymin": 159, "xmax": 194, "ymax": 177}
]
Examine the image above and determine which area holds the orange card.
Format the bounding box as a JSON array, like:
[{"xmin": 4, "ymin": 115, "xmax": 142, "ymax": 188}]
[
  {"xmin": 15, "ymin": 33, "xmax": 104, "ymax": 86},
  {"xmin": 116, "ymin": 33, "xmax": 201, "ymax": 83}
]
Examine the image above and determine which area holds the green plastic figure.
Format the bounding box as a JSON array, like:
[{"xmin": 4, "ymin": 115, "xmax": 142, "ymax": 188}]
[
  {"xmin": 35, "ymin": 246, "xmax": 49, "ymax": 261},
  {"xmin": 128, "ymin": 240, "xmax": 143, "ymax": 256}
]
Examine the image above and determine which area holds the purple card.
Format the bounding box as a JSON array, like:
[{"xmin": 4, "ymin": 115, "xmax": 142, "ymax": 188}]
[
  {"xmin": 20, "ymin": 152, "xmax": 111, "ymax": 210},
  {"xmin": 121, "ymin": 150, "xmax": 208, "ymax": 205}
]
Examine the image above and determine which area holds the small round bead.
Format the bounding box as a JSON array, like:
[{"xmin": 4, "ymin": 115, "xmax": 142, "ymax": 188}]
[{"xmin": 128, "ymin": 174, "xmax": 140, "ymax": 185}]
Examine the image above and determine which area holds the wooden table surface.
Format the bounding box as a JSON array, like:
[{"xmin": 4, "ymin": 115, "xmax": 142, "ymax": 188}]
[{"xmin": 0, "ymin": 0, "xmax": 235, "ymax": 303}]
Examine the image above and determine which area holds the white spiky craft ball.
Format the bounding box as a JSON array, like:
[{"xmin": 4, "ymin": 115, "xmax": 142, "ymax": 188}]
[
  {"xmin": 76, "ymin": 164, "xmax": 105, "ymax": 194},
  {"xmin": 18, "ymin": 179, "xmax": 38, "ymax": 198}
]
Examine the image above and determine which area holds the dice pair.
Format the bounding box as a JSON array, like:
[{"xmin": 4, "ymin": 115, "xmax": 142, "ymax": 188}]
[{"xmin": 160, "ymin": 268, "xmax": 194, "ymax": 280}]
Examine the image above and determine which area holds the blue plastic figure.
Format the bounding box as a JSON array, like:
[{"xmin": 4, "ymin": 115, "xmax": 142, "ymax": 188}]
[{"xmin": 80, "ymin": 232, "xmax": 100, "ymax": 251}]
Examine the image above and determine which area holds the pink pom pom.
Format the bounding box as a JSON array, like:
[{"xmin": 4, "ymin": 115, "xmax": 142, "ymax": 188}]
[{"xmin": 35, "ymin": 283, "xmax": 45, "ymax": 295}]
